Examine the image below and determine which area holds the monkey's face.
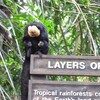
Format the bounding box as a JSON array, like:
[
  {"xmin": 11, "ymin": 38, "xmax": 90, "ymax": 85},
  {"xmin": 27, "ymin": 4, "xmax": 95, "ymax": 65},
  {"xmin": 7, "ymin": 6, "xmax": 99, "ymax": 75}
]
[{"xmin": 28, "ymin": 26, "xmax": 40, "ymax": 37}]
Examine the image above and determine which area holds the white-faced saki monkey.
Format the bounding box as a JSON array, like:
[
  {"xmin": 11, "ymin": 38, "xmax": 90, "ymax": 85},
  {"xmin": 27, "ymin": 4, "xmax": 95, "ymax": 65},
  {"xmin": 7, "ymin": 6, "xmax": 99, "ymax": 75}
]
[{"xmin": 21, "ymin": 22, "xmax": 49, "ymax": 100}]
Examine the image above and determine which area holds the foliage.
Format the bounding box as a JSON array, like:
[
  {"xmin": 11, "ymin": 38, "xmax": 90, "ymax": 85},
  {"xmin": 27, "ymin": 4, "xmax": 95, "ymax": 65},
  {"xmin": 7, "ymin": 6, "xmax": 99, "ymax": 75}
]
[{"xmin": 0, "ymin": 0, "xmax": 100, "ymax": 99}]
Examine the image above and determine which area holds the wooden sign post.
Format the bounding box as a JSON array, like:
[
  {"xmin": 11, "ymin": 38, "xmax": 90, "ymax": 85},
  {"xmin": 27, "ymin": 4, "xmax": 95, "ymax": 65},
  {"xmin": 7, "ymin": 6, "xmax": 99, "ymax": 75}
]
[{"xmin": 28, "ymin": 55, "xmax": 100, "ymax": 100}]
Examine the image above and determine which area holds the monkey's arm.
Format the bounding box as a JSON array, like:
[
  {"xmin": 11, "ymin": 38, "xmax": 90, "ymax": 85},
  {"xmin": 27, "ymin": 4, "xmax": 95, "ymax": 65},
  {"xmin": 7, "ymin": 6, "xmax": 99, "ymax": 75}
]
[
  {"xmin": 23, "ymin": 36, "xmax": 33, "ymax": 59},
  {"xmin": 38, "ymin": 40, "xmax": 49, "ymax": 54},
  {"xmin": 22, "ymin": 36, "xmax": 32, "ymax": 46}
]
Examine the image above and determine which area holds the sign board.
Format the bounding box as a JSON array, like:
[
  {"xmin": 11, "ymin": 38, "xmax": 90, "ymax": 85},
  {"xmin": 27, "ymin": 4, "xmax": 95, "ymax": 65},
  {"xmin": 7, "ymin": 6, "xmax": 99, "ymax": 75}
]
[
  {"xmin": 30, "ymin": 55, "xmax": 100, "ymax": 76},
  {"xmin": 28, "ymin": 80, "xmax": 100, "ymax": 100},
  {"xmin": 29, "ymin": 55, "xmax": 100, "ymax": 100}
]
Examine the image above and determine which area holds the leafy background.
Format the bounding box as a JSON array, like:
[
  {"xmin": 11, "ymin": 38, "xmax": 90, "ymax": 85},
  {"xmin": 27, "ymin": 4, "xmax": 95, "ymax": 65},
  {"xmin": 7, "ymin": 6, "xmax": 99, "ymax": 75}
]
[{"xmin": 0, "ymin": 0, "xmax": 100, "ymax": 99}]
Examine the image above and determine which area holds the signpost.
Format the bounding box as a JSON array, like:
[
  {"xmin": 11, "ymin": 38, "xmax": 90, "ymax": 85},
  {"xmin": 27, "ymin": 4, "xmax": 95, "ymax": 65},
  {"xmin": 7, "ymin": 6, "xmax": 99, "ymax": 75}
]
[{"xmin": 28, "ymin": 55, "xmax": 100, "ymax": 100}]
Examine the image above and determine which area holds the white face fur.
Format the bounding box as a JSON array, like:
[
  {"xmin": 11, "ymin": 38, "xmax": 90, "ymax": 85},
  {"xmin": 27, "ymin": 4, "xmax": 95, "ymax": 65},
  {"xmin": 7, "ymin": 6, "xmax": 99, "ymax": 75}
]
[{"xmin": 28, "ymin": 25, "xmax": 40, "ymax": 37}]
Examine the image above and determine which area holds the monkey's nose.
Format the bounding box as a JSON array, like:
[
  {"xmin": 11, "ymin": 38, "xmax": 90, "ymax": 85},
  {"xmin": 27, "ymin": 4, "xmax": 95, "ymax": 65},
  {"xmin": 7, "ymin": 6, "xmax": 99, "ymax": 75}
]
[{"xmin": 31, "ymin": 32, "xmax": 35, "ymax": 37}]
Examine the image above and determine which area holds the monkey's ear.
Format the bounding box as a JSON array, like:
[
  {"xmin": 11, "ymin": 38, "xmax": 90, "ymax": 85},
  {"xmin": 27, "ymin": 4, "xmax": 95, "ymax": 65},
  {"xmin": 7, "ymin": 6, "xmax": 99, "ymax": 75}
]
[{"xmin": 28, "ymin": 26, "xmax": 40, "ymax": 37}]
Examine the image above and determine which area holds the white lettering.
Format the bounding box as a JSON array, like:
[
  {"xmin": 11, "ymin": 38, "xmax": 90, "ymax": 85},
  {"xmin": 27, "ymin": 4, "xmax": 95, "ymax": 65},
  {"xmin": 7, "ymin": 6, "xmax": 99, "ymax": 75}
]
[
  {"xmin": 95, "ymin": 92, "xmax": 100, "ymax": 97},
  {"xmin": 90, "ymin": 62, "xmax": 98, "ymax": 69},
  {"xmin": 90, "ymin": 62, "xmax": 100, "ymax": 69},
  {"xmin": 73, "ymin": 62, "xmax": 79, "ymax": 69},
  {"xmin": 48, "ymin": 61, "xmax": 53, "ymax": 68},
  {"xmin": 98, "ymin": 62, "xmax": 100, "ymax": 69},
  {"xmin": 66, "ymin": 62, "xmax": 72, "ymax": 69},
  {"xmin": 60, "ymin": 61, "xmax": 66, "ymax": 68},
  {"xmin": 80, "ymin": 62, "xmax": 85, "ymax": 69},
  {"xmin": 48, "ymin": 61, "xmax": 86, "ymax": 69},
  {"xmin": 54, "ymin": 61, "xmax": 60, "ymax": 68}
]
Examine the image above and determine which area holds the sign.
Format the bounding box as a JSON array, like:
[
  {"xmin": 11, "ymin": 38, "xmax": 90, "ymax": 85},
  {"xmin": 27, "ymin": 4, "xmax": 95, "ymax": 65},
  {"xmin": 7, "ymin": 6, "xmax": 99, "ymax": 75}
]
[
  {"xmin": 28, "ymin": 80, "xmax": 100, "ymax": 100},
  {"xmin": 30, "ymin": 55, "xmax": 100, "ymax": 76},
  {"xmin": 28, "ymin": 55, "xmax": 100, "ymax": 100}
]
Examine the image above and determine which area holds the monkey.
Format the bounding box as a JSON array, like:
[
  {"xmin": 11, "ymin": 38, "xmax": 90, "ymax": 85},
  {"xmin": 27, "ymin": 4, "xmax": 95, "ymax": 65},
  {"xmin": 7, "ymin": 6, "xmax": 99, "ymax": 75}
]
[
  {"xmin": 21, "ymin": 22, "xmax": 49, "ymax": 100},
  {"xmin": 23, "ymin": 22, "xmax": 49, "ymax": 59}
]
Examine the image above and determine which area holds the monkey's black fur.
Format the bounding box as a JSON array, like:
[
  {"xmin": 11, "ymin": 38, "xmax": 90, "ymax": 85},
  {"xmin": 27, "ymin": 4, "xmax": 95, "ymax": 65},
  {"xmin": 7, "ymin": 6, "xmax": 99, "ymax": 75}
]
[
  {"xmin": 23, "ymin": 22, "xmax": 49, "ymax": 59},
  {"xmin": 21, "ymin": 22, "xmax": 49, "ymax": 100}
]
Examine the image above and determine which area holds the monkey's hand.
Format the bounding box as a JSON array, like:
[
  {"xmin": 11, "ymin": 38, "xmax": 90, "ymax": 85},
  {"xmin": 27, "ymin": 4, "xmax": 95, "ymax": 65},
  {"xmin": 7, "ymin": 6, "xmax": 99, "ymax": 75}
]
[
  {"xmin": 23, "ymin": 36, "xmax": 32, "ymax": 47},
  {"xmin": 23, "ymin": 39, "xmax": 32, "ymax": 48},
  {"xmin": 37, "ymin": 41, "xmax": 45, "ymax": 58},
  {"xmin": 38, "ymin": 41, "xmax": 44, "ymax": 47},
  {"xmin": 27, "ymin": 41, "xmax": 32, "ymax": 47},
  {"xmin": 38, "ymin": 40, "xmax": 49, "ymax": 54}
]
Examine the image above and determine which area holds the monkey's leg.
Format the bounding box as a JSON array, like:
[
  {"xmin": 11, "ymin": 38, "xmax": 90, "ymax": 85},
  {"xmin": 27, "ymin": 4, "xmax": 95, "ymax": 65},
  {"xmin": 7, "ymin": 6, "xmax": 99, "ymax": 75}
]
[
  {"xmin": 25, "ymin": 41, "xmax": 32, "ymax": 58},
  {"xmin": 26, "ymin": 48, "xmax": 31, "ymax": 58},
  {"xmin": 35, "ymin": 51, "xmax": 42, "ymax": 58}
]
